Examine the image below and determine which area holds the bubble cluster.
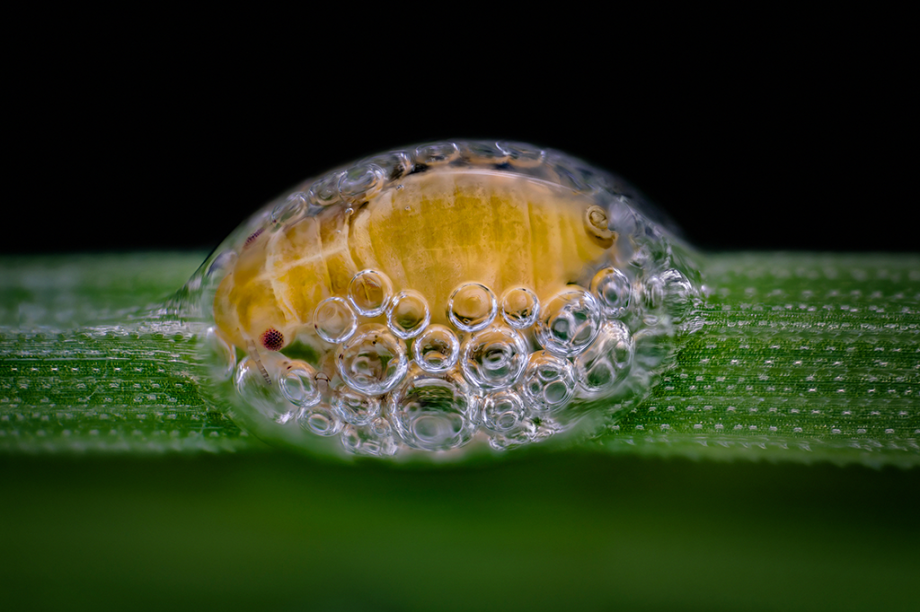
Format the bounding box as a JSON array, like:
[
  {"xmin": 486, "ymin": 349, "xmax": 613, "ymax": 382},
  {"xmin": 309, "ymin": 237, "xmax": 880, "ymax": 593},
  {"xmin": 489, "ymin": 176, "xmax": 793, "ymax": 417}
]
[{"xmin": 197, "ymin": 140, "xmax": 702, "ymax": 459}]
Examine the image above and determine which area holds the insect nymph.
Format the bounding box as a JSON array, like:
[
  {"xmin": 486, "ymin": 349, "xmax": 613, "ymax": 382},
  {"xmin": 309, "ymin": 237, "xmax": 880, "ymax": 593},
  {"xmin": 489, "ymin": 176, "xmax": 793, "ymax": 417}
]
[{"xmin": 195, "ymin": 141, "xmax": 700, "ymax": 457}]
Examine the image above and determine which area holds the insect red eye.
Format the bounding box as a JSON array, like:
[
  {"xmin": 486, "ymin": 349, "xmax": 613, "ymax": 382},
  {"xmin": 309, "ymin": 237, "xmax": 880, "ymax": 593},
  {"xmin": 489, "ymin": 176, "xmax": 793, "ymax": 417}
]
[{"xmin": 260, "ymin": 328, "xmax": 284, "ymax": 351}]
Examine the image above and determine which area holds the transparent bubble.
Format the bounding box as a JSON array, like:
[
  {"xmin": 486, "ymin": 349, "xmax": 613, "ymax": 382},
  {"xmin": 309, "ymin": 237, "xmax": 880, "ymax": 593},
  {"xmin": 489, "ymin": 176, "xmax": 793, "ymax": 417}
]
[
  {"xmin": 500, "ymin": 287, "xmax": 540, "ymax": 329},
  {"xmin": 642, "ymin": 275, "xmax": 664, "ymax": 310},
  {"xmin": 497, "ymin": 141, "xmax": 545, "ymax": 167},
  {"xmin": 460, "ymin": 325, "xmax": 528, "ymax": 390},
  {"xmin": 519, "ymin": 350, "xmax": 577, "ymax": 413},
  {"xmin": 413, "ymin": 324, "xmax": 460, "ymax": 374},
  {"xmin": 338, "ymin": 163, "xmax": 384, "ymax": 202},
  {"xmin": 658, "ymin": 268, "xmax": 695, "ymax": 319},
  {"xmin": 388, "ymin": 367, "xmax": 478, "ymax": 452},
  {"xmin": 448, "ymin": 282, "xmax": 498, "ymax": 332},
  {"xmin": 591, "ymin": 267, "xmax": 632, "ymax": 319},
  {"xmin": 341, "ymin": 417, "xmax": 399, "ymax": 457},
  {"xmin": 415, "ymin": 142, "xmax": 460, "ymax": 165},
  {"xmin": 460, "ymin": 141, "xmax": 509, "ymax": 164},
  {"xmin": 480, "ymin": 389, "xmax": 536, "ymax": 451},
  {"xmin": 314, "ymin": 297, "xmax": 358, "ymax": 344},
  {"xmin": 347, "ymin": 269, "xmax": 393, "ymax": 317},
  {"xmin": 234, "ymin": 355, "xmax": 293, "ymax": 424},
  {"xmin": 279, "ymin": 360, "xmax": 322, "ymax": 408},
  {"xmin": 335, "ymin": 324, "xmax": 408, "ymax": 395},
  {"xmin": 272, "ymin": 192, "xmax": 308, "ymax": 223},
  {"xmin": 575, "ymin": 320, "xmax": 632, "ymax": 397},
  {"xmin": 535, "ymin": 288, "xmax": 602, "ymax": 357},
  {"xmin": 297, "ymin": 403, "xmax": 343, "ymax": 437},
  {"xmin": 203, "ymin": 326, "xmax": 236, "ymax": 381},
  {"xmin": 358, "ymin": 150, "xmax": 412, "ymax": 180},
  {"xmin": 308, "ymin": 171, "xmax": 343, "ymax": 207},
  {"xmin": 387, "ymin": 290, "xmax": 430, "ymax": 340},
  {"xmin": 331, "ymin": 387, "xmax": 381, "ymax": 426}
]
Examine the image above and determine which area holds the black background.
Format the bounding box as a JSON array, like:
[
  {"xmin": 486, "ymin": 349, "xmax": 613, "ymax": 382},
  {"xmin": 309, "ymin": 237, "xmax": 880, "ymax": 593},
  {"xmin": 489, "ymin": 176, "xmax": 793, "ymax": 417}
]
[{"xmin": 6, "ymin": 21, "xmax": 915, "ymax": 256}]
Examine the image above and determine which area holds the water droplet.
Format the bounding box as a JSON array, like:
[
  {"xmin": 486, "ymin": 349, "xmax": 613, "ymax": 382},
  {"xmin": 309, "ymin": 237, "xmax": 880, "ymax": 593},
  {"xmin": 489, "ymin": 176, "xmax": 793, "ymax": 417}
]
[
  {"xmin": 535, "ymin": 288, "xmax": 601, "ymax": 357},
  {"xmin": 448, "ymin": 282, "xmax": 498, "ymax": 332},
  {"xmin": 460, "ymin": 325, "xmax": 528, "ymax": 390},
  {"xmin": 335, "ymin": 324, "xmax": 408, "ymax": 395},
  {"xmin": 279, "ymin": 360, "xmax": 321, "ymax": 408},
  {"xmin": 314, "ymin": 297, "xmax": 358, "ymax": 344},
  {"xmin": 500, "ymin": 287, "xmax": 540, "ymax": 329},
  {"xmin": 348, "ymin": 269, "xmax": 393, "ymax": 317},
  {"xmin": 574, "ymin": 320, "xmax": 633, "ymax": 397},
  {"xmin": 331, "ymin": 387, "xmax": 381, "ymax": 426},
  {"xmin": 591, "ymin": 268, "xmax": 632, "ymax": 319},
  {"xmin": 387, "ymin": 290, "xmax": 430, "ymax": 339},
  {"xmin": 388, "ymin": 366, "xmax": 478, "ymax": 451},
  {"xmin": 341, "ymin": 417, "xmax": 399, "ymax": 457},
  {"xmin": 520, "ymin": 350, "xmax": 577, "ymax": 412},
  {"xmin": 413, "ymin": 324, "xmax": 460, "ymax": 374},
  {"xmin": 297, "ymin": 403, "xmax": 343, "ymax": 436}
]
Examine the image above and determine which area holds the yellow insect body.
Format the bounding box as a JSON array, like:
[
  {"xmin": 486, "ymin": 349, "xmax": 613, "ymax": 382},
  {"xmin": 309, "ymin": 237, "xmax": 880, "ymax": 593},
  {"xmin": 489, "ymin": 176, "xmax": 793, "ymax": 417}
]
[{"xmin": 214, "ymin": 168, "xmax": 614, "ymax": 352}]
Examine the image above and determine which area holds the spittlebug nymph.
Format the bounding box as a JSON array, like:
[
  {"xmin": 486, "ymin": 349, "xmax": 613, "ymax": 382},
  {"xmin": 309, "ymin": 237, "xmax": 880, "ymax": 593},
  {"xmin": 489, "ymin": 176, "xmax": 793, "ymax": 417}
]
[{"xmin": 191, "ymin": 141, "xmax": 702, "ymax": 458}]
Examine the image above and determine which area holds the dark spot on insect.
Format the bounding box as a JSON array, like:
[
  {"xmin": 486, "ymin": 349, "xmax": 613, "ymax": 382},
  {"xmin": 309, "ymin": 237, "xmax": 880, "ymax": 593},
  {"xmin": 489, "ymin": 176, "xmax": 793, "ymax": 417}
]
[
  {"xmin": 244, "ymin": 228, "xmax": 264, "ymax": 248},
  {"xmin": 408, "ymin": 163, "xmax": 429, "ymax": 175},
  {"xmin": 493, "ymin": 162, "xmax": 512, "ymax": 171},
  {"xmin": 260, "ymin": 328, "xmax": 284, "ymax": 351}
]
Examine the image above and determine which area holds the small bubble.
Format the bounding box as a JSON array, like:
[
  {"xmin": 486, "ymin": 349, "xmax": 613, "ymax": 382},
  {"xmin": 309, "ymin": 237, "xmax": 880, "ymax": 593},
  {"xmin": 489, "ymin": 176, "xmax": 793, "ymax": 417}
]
[
  {"xmin": 535, "ymin": 287, "xmax": 601, "ymax": 357},
  {"xmin": 387, "ymin": 290, "xmax": 431, "ymax": 339},
  {"xmin": 415, "ymin": 142, "xmax": 460, "ymax": 165},
  {"xmin": 331, "ymin": 387, "xmax": 381, "ymax": 426},
  {"xmin": 591, "ymin": 268, "xmax": 632, "ymax": 319},
  {"xmin": 497, "ymin": 141, "xmax": 545, "ymax": 167},
  {"xmin": 388, "ymin": 366, "xmax": 478, "ymax": 452},
  {"xmin": 481, "ymin": 389, "xmax": 536, "ymax": 451},
  {"xmin": 500, "ymin": 287, "xmax": 540, "ymax": 329},
  {"xmin": 338, "ymin": 163, "xmax": 384, "ymax": 202},
  {"xmin": 336, "ymin": 324, "xmax": 408, "ymax": 396},
  {"xmin": 358, "ymin": 150, "xmax": 412, "ymax": 180},
  {"xmin": 413, "ymin": 324, "xmax": 460, "ymax": 374},
  {"xmin": 203, "ymin": 327, "xmax": 236, "ymax": 381},
  {"xmin": 308, "ymin": 171, "xmax": 343, "ymax": 207},
  {"xmin": 348, "ymin": 269, "xmax": 393, "ymax": 317},
  {"xmin": 575, "ymin": 320, "xmax": 633, "ymax": 397},
  {"xmin": 235, "ymin": 355, "xmax": 293, "ymax": 424},
  {"xmin": 460, "ymin": 325, "xmax": 528, "ymax": 390},
  {"xmin": 314, "ymin": 297, "xmax": 358, "ymax": 344},
  {"xmin": 279, "ymin": 360, "xmax": 321, "ymax": 408},
  {"xmin": 297, "ymin": 403, "xmax": 343, "ymax": 436},
  {"xmin": 460, "ymin": 141, "xmax": 509, "ymax": 164},
  {"xmin": 272, "ymin": 192, "xmax": 308, "ymax": 223},
  {"xmin": 520, "ymin": 350, "xmax": 577, "ymax": 412},
  {"xmin": 342, "ymin": 417, "xmax": 399, "ymax": 457},
  {"xmin": 449, "ymin": 282, "xmax": 498, "ymax": 332}
]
